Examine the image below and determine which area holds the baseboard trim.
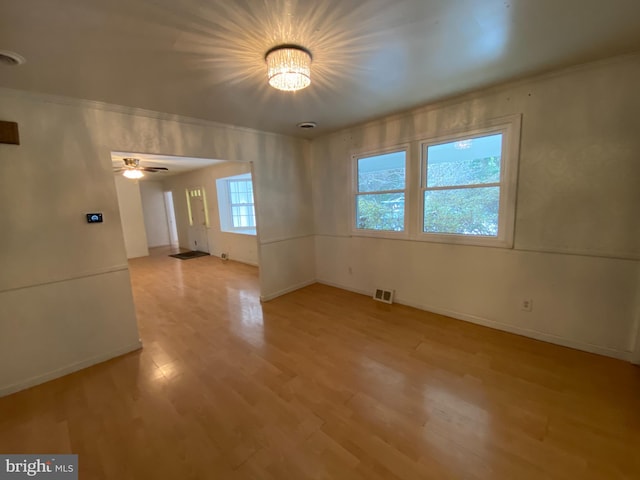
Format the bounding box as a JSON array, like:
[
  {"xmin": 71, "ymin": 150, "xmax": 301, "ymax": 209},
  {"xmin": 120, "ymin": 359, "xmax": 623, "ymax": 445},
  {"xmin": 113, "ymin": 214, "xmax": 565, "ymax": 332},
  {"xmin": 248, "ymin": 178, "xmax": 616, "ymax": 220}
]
[
  {"xmin": 233, "ymin": 259, "xmax": 259, "ymax": 267},
  {"xmin": 260, "ymin": 279, "xmax": 316, "ymax": 302},
  {"xmin": 316, "ymin": 280, "xmax": 631, "ymax": 362},
  {"xmin": 0, "ymin": 340, "xmax": 143, "ymax": 398},
  {"xmin": 213, "ymin": 254, "xmax": 258, "ymax": 267}
]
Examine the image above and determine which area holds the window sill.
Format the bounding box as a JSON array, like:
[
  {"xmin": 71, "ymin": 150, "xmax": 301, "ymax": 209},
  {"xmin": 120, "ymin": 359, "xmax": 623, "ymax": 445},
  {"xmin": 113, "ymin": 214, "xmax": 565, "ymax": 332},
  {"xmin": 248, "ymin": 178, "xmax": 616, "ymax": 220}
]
[
  {"xmin": 221, "ymin": 229, "xmax": 256, "ymax": 237},
  {"xmin": 349, "ymin": 230, "xmax": 513, "ymax": 248},
  {"xmin": 351, "ymin": 229, "xmax": 410, "ymax": 240},
  {"xmin": 417, "ymin": 232, "xmax": 512, "ymax": 248}
]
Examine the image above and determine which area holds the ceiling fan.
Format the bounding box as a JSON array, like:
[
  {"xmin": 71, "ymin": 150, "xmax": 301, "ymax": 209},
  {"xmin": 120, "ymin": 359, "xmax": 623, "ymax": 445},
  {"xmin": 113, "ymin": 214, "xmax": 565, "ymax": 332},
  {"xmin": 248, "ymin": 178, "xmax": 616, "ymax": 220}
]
[{"xmin": 114, "ymin": 157, "xmax": 168, "ymax": 179}]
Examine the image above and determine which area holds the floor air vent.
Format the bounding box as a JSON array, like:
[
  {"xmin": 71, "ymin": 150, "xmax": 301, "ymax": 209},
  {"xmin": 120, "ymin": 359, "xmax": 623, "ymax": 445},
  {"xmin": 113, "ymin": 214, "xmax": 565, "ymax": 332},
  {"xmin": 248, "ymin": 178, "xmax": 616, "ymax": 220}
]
[{"xmin": 373, "ymin": 288, "xmax": 394, "ymax": 304}]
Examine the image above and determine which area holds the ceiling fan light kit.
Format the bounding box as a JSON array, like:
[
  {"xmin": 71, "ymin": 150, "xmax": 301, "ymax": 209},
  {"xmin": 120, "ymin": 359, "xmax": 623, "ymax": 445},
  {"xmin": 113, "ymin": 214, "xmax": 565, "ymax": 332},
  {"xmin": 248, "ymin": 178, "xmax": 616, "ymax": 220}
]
[
  {"xmin": 114, "ymin": 157, "xmax": 168, "ymax": 179},
  {"xmin": 265, "ymin": 45, "xmax": 312, "ymax": 92},
  {"xmin": 122, "ymin": 169, "xmax": 144, "ymax": 179},
  {"xmin": 0, "ymin": 50, "xmax": 26, "ymax": 66}
]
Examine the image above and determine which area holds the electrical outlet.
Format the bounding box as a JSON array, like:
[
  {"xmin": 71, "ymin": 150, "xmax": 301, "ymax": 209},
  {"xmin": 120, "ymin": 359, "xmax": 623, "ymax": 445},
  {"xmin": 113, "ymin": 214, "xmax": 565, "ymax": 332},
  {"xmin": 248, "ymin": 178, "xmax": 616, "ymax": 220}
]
[{"xmin": 521, "ymin": 299, "xmax": 533, "ymax": 312}]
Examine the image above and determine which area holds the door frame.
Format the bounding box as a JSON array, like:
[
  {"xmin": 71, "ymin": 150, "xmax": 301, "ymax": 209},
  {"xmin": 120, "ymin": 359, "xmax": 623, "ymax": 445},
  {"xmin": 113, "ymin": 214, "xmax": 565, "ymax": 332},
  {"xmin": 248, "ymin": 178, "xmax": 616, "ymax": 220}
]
[{"xmin": 186, "ymin": 186, "xmax": 210, "ymax": 253}]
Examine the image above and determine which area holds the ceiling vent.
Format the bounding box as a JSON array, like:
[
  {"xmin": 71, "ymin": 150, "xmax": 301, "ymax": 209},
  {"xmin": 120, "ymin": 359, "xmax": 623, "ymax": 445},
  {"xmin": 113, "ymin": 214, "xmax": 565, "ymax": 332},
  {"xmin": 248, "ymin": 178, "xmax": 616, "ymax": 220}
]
[{"xmin": 0, "ymin": 50, "xmax": 26, "ymax": 66}]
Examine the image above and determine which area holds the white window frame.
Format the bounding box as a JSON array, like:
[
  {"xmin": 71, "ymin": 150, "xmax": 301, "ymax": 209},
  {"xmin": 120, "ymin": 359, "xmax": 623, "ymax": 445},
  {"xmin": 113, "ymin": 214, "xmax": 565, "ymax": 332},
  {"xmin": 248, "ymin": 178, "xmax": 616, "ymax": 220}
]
[
  {"xmin": 351, "ymin": 145, "xmax": 410, "ymax": 238},
  {"xmin": 228, "ymin": 179, "xmax": 255, "ymax": 229},
  {"xmin": 418, "ymin": 115, "xmax": 521, "ymax": 248},
  {"xmin": 216, "ymin": 173, "xmax": 256, "ymax": 236}
]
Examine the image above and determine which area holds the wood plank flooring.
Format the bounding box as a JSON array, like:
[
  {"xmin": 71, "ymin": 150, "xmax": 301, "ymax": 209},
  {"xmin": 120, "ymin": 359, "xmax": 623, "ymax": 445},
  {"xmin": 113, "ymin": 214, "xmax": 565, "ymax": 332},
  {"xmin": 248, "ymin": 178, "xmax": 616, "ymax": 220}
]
[{"xmin": 1, "ymin": 247, "xmax": 639, "ymax": 479}]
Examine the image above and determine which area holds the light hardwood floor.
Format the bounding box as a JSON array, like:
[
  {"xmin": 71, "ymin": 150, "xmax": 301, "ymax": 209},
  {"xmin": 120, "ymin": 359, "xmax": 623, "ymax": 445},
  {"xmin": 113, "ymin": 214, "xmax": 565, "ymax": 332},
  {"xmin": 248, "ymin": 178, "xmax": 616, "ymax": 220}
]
[{"xmin": 1, "ymin": 248, "xmax": 639, "ymax": 479}]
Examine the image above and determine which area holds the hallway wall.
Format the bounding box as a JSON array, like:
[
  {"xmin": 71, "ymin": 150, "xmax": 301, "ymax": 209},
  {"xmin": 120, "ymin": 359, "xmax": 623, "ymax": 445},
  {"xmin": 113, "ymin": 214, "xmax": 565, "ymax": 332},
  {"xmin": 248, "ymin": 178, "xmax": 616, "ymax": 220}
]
[{"xmin": 0, "ymin": 88, "xmax": 313, "ymax": 395}]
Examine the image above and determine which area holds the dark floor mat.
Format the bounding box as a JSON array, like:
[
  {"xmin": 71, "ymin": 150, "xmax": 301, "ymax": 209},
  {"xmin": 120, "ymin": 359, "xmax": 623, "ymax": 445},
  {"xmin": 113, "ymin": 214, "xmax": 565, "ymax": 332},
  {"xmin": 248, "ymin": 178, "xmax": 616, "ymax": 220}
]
[{"xmin": 169, "ymin": 251, "xmax": 210, "ymax": 260}]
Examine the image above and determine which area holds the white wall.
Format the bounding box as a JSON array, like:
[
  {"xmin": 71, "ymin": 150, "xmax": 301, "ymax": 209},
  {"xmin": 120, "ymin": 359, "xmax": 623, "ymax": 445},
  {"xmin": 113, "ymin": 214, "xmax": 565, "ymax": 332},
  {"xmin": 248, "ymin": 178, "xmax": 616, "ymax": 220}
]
[
  {"xmin": 311, "ymin": 54, "xmax": 640, "ymax": 360},
  {"xmin": 139, "ymin": 180, "xmax": 171, "ymax": 248},
  {"xmin": 259, "ymin": 235, "xmax": 316, "ymax": 301},
  {"xmin": 633, "ymin": 272, "xmax": 640, "ymax": 365},
  {"xmin": 163, "ymin": 162, "xmax": 259, "ymax": 266},
  {"xmin": 0, "ymin": 87, "xmax": 313, "ymax": 395},
  {"xmin": 114, "ymin": 175, "xmax": 149, "ymax": 258},
  {"xmin": 256, "ymin": 139, "xmax": 316, "ymax": 299},
  {"xmin": 0, "ymin": 93, "xmax": 142, "ymax": 396}
]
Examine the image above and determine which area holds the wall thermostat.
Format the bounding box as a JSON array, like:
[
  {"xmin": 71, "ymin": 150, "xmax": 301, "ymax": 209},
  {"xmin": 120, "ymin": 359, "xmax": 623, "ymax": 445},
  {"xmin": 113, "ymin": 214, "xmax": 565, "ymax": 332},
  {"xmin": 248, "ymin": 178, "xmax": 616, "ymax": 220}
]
[{"xmin": 86, "ymin": 213, "xmax": 103, "ymax": 223}]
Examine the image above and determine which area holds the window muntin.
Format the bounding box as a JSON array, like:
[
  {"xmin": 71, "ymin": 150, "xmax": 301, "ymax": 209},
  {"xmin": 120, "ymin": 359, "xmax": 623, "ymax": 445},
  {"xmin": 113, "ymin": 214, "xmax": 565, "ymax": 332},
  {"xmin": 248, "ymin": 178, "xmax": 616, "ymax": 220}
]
[{"xmin": 354, "ymin": 149, "xmax": 407, "ymax": 232}]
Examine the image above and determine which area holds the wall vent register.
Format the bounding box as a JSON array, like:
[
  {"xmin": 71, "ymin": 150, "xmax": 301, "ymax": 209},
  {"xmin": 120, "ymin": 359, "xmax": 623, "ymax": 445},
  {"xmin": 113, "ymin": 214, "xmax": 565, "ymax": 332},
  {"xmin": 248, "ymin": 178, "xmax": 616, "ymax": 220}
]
[{"xmin": 373, "ymin": 288, "xmax": 394, "ymax": 304}]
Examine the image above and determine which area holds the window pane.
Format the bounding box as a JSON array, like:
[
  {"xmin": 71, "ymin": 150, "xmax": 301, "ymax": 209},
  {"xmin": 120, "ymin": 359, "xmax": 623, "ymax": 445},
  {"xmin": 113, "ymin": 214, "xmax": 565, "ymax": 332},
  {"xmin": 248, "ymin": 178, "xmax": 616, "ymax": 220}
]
[
  {"xmin": 356, "ymin": 193, "xmax": 405, "ymax": 231},
  {"xmin": 232, "ymin": 206, "xmax": 246, "ymax": 218},
  {"xmin": 229, "ymin": 180, "xmax": 254, "ymax": 206},
  {"xmin": 237, "ymin": 191, "xmax": 249, "ymax": 204},
  {"xmin": 231, "ymin": 205, "xmax": 255, "ymax": 228},
  {"xmin": 426, "ymin": 134, "xmax": 502, "ymax": 188},
  {"xmin": 424, "ymin": 187, "xmax": 499, "ymax": 236},
  {"xmin": 358, "ymin": 151, "xmax": 405, "ymax": 192},
  {"xmin": 234, "ymin": 216, "xmax": 250, "ymax": 227}
]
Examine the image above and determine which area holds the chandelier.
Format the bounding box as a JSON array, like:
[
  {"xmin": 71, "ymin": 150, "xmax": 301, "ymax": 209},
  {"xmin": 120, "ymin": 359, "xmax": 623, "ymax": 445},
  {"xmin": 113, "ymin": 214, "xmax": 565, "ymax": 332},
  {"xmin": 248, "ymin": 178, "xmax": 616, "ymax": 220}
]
[{"xmin": 265, "ymin": 45, "xmax": 312, "ymax": 92}]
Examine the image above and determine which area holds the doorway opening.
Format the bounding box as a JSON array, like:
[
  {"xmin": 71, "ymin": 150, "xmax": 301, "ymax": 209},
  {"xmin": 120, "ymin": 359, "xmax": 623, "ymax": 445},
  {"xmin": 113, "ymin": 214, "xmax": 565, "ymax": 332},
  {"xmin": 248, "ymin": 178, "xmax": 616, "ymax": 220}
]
[
  {"xmin": 163, "ymin": 191, "xmax": 179, "ymax": 246},
  {"xmin": 111, "ymin": 151, "xmax": 259, "ymax": 267}
]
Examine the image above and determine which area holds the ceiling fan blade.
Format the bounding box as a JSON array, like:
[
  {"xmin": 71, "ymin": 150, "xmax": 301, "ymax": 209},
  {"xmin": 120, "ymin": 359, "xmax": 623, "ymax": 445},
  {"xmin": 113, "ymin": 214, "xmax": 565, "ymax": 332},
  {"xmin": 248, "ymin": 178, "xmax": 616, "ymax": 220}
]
[
  {"xmin": 140, "ymin": 167, "xmax": 169, "ymax": 172},
  {"xmin": 113, "ymin": 168, "xmax": 125, "ymax": 173}
]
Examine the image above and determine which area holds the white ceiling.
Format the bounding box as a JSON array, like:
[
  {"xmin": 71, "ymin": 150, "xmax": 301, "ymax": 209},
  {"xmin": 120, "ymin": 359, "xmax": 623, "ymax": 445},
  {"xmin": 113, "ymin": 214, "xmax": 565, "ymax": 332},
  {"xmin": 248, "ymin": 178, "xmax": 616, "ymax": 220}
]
[
  {"xmin": 111, "ymin": 152, "xmax": 225, "ymax": 179},
  {"xmin": 1, "ymin": 0, "xmax": 639, "ymax": 138}
]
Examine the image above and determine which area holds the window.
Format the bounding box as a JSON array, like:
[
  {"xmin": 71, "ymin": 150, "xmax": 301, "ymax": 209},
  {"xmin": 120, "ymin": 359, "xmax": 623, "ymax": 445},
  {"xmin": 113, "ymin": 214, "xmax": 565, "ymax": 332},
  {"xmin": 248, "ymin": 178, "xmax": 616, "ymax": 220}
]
[
  {"xmin": 420, "ymin": 117, "xmax": 520, "ymax": 247},
  {"xmin": 350, "ymin": 115, "xmax": 520, "ymax": 247},
  {"xmin": 228, "ymin": 179, "xmax": 255, "ymax": 228},
  {"xmin": 353, "ymin": 148, "xmax": 407, "ymax": 233},
  {"xmin": 216, "ymin": 173, "xmax": 256, "ymax": 235}
]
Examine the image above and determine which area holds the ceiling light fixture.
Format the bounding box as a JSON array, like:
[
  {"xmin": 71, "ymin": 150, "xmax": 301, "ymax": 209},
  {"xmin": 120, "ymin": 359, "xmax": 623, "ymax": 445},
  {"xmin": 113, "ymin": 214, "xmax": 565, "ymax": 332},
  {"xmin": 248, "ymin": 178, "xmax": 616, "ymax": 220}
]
[
  {"xmin": 123, "ymin": 169, "xmax": 144, "ymax": 179},
  {"xmin": 265, "ymin": 45, "xmax": 312, "ymax": 92},
  {"xmin": 0, "ymin": 50, "xmax": 26, "ymax": 66}
]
